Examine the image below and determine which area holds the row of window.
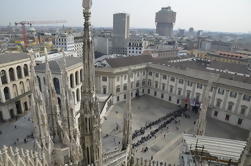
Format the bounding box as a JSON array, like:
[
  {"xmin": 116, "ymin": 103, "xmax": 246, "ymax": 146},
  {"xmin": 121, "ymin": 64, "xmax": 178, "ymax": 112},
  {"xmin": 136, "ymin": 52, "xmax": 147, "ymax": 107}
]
[
  {"xmin": 2, "ymin": 80, "xmax": 29, "ymax": 101},
  {"xmin": 128, "ymin": 51, "xmax": 141, "ymax": 54},
  {"xmin": 215, "ymin": 99, "xmax": 248, "ymax": 115},
  {"xmin": 1, "ymin": 64, "xmax": 29, "ymax": 84},
  {"xmin": 148, "ymin": 71, "xmax": 251, "ymax": 101},
  {"xmin": 128, "ymin": 43, "xmax": 143, "ymax": 47},
  {"xmin": 214, "ymin": 111, "xmax": 244, "ymax": 126},
  {"xmin": 115, "ymin": 81, "xmax": 141, "ymax": 93},
  {"xmin": 128, "ymin": 47, "xmax": 142, "ymax": 50},
  {"xmin": 102, "ymin": 71, "xmax": 147, "ymax": 82},
  {"xmin": 70, "ymin": 69, "xmax": 83, "ymax": 89}
]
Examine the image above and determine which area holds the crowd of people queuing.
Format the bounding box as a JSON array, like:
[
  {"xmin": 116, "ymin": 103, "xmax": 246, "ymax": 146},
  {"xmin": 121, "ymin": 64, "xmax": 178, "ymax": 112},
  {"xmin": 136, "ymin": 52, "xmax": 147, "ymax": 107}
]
[{"xmin": 132, "ymin": 107, "xmax": 188, "ymax": 149}]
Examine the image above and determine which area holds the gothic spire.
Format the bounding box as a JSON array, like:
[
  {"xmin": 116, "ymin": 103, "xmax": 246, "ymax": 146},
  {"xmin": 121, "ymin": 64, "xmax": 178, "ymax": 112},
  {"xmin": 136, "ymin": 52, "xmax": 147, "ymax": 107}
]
[
  {"xmin": 29, "ymin": 50, "xmax": 52, "ymax": 163},
  {"xmin": 122, "ymin": 68, "xmax": 133, "ymax": 151},
  {"xmin": 79, "ymin": 0, "xmax": 103, "ymax": 165},
  {"xmin": 44, "ymin": 48, "xmax": 61, "ymax": 141}
]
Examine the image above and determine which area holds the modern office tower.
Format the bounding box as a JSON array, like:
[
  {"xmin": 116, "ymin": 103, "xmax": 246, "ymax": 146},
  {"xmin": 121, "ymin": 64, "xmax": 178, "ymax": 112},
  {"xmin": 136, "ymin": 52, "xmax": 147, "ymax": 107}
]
[
  {"xmin": 112, "ymin": 13, "xmax": 130, "ymax": 55},
  {"xmin": 155, "ymin": 7, "xmax": 176, "ymax": 37}
]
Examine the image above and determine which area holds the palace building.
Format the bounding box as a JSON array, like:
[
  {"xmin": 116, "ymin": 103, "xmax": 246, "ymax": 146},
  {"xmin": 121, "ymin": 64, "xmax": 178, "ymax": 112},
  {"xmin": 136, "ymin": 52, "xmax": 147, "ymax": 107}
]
[
  {"xmin": 95, "ymin": 55, "xmax": 251, "ymax": 130},
  {"xmin": 0, "ymin": 53, "xmax": 31, "ymax": 121}
]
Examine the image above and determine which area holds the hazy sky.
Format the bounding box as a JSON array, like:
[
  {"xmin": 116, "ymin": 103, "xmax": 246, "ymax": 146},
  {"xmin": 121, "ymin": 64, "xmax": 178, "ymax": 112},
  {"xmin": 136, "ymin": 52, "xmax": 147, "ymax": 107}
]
[{"xmin": 1, "ymin": 0, "xmax": 251, "ymax": 33}]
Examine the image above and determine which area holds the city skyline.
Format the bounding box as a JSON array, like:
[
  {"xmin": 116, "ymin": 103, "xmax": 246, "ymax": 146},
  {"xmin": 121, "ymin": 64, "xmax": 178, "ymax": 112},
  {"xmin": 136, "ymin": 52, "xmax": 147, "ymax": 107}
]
[{"xmin": 0, "ymin": 0, "xmax": 251, "ymax": 33}]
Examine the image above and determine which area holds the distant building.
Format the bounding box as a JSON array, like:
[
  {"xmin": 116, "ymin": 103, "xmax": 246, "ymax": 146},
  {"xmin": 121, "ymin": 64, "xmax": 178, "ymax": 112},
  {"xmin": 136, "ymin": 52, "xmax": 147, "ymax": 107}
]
[
  {"xmin": 112, "ymin": 13, "xmax": 130, "ymax": 55},
  {"xmin": 155, "ymin": 7, "xmax": 176, "ymax": 37},
  {"xmin": 193, "ymin": 50, "xmax": 250, "ymax": 65},
  {"xmin": 127, "ymin": 36, "xmax": 148, "ymax": 56},
  {"xmin": 74, "ymin": 36, "xmax": 83, "ymax": 57},
  {"xmin": 55, "ymin": 33, "xmax": 74, "ymax": 51},
  {"xmin": 35, "ymin": 51, "xmax": 77, "ymax": 64},
  {"xmin": 188, "ymin": 27, "xmax": 194, "ymax": 38},
  {"xmin": 177, "ymin": 29, "xmax": 185, "ymax": 37},
  {"xmin": 198, "ymin": 38, "xmax": 233, "ymax": 52},
  {"xmin": 143, "ymin": 45, "xmax": 178, "ymax": 58},
  {"xmin": 0, "ymin": 53, "xmax": 31, "ymax": 121},
  {"xmin": 94, "ymin": 36, "xmax": 112, "ymax": 55}
]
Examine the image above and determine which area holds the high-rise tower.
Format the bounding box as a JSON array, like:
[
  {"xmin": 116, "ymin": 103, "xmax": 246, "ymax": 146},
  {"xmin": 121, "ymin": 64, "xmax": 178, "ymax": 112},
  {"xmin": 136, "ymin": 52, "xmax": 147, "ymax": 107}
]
[
  {"xmin": 155, "ymin": 7, "xmax": 176, "ymax": 37},
  {"xmin": 112, "ymin": 13, "xmax": 130, "ymax": 55},
  {"xmin": 79, "ymin": 0, "xmax": 102, "ymax": 166}
]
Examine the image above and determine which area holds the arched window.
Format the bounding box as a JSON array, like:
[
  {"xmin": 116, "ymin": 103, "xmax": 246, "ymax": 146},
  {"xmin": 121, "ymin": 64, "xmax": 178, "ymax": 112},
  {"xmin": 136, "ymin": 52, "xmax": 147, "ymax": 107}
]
[
  {"xmin": 103, "ymin": 86, "xmax": 107, "ymax": 94},
  {"xmin": 216, "ymin": 98, "xmax": 222, "ymax": 108},
  {"xmin": 116, "ymin": 85, "xmax": 120, "ymax": 93},
  {"xmin": 4, "ymin": 87, "xmax": 10, "ymax": 100},
  {"xmin": 80, "ymin": 69, "xmax": 83, "ymax": 82},
  {"xmin": 123, "ymin": 84, "xmax": 127, "ymax": 91},
  {"xmin": 9, "ymin": 68, "xmax": 15, "ymax": 81},
  {"xmin": 23, "ymin": 64, "xmax": 29, "ymax": 76},
  {"xmin": 136, "ymin": 81, "xmax": 140, "ymax": 87},
  {"xmin": 75, "ymin": 71, "xmax": 79, "ymax": 85},
  {"xmin": 240, "ymin": 105, "xmax": 248, "ymax": 115},
  {"xmin": 20, "ymin": 81, "xmax": 25, "ymax": 93},
  {"xmin": 70, "ymin": 74, "xmax": 74, "ymax": 88},
  {"xmin": 76, "ymin": 88, "xmax": 80, "ymax": 102},
  {"xmin": 13, "ymin": 84, "xmax": 18, "ymax": 97},
  {"xmin": 37, "ymin": 76, "xmax": 42, "ymax": 91},
  {"xmin": 53, "ymin": 78, "xmax": 60, "ymax": 94},
  {"xmin": 227, "ymin": 102, "xmax": 234, "ymax": 111},
  {"xmin": 1, "ymin": 70, "xmax": 7, "ymax": 84},
  {"xmin": 57, "ymin": 97, "xmax": 61, "ymax": 110},
  {"xmin": 72, "ymin": 91, "xmax": 75, "ymax": 104},
  {"xmin": 26, "ymin": 79, "xmax": 30, "ymax": 91},
  {"xmin": 16, "ymin": 66, "xmax": 23, "ymax": 79}
]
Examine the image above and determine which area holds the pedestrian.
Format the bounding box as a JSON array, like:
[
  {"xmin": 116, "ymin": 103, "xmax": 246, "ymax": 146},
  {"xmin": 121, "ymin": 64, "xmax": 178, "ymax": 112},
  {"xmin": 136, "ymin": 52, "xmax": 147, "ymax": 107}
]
[
  {"xmin": 14, "ymin": 125, "xmax": 17, "ymax": 129},
  {"xmin": 164, "ymin": 134, "xmax": 166, "ymax": 138}
]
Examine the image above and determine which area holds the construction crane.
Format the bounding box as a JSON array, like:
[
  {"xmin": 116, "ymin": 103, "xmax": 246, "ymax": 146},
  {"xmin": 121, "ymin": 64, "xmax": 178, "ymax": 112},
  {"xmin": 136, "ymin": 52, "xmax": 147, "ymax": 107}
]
[{"xmin": 15, "ymin": 20, "xmax": 67, "ymax": 48}]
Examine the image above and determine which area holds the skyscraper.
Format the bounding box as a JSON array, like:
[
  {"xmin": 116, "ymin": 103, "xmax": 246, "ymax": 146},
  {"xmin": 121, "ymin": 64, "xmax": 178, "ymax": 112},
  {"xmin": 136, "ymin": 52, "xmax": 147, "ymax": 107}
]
[
  {"xmin": 155, "ymin": 7, "xmax": 176, "ymax": 37},
  {"xmin": 112, "ymin": 13, "xmax": 130, "ymax": 55}
]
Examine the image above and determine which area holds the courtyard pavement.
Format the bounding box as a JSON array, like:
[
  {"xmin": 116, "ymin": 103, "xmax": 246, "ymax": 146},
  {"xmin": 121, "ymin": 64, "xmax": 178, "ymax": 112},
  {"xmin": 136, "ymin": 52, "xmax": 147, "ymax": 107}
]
[
  {"xmin": 0, "ymin": 95, "xmax": 249, "ymax": 165},
  {"xmin": 102, "ymin": 95, "xmax": 249, "ymax": 165},
  {"xmin": 0, "ymin": 111, "xmax": 34, "ymax": 149}
]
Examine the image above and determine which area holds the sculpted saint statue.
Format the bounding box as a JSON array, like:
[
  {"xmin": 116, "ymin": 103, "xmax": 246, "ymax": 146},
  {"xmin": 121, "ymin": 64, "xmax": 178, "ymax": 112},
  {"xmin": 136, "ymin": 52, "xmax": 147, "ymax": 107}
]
[{"xmin": 82, "ymin": 0, "xmax": 92, "ymax": 10}]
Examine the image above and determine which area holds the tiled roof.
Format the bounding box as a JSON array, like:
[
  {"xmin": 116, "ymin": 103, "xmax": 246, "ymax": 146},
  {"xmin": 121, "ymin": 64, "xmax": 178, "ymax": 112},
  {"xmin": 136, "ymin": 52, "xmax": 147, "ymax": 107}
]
[
  {"xmin": 0, "ymin": 53, "xmax": 30, "ymax": 64},
  {"xmin": 35, "ymin": 56, "xmax": 82, "ymax": 73}
]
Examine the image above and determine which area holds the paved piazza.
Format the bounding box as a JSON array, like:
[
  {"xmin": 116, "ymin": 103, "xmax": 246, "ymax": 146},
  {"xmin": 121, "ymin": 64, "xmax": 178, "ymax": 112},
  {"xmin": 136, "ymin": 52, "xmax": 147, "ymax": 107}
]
[
  {"xmin": 0, "ymin": 95, "xmax": 249, "ymax": 165},
  {"xmin": 102, "ymin": 95, "xmax": 249, "ymax": 165}
]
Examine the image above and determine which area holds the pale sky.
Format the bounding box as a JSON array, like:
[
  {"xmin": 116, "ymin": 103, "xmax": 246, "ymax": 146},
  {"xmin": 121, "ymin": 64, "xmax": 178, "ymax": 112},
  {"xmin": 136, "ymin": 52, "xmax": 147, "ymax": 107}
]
[{"xmin": 0, "ymin": 0, "xmax": 251, "ymax": 33}]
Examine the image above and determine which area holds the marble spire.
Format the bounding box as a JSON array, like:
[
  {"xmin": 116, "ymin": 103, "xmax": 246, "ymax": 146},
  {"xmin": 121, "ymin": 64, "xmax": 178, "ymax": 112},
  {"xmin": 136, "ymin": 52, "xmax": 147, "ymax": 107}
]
[
  {"xmin": 122, "ymin": 68, "xmax": 133, "ymax": 150},
  {"xmin": 29, "ymin": 50, "xmax": 52, "ymax": 163},
  {"xmin": 79, "ymin": 0, "xmax": 103, "ymax": 165},
  {"xmin": 44, "ymin": 48, "xmax": 61, "ymax": 141}
]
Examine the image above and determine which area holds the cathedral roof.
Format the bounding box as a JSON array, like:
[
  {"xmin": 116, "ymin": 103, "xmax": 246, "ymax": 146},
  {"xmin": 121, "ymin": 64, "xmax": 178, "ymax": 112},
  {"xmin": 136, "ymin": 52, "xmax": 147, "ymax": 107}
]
[
  {"xmin": 35, "ymin": 56, "xmax": 82, "ymax": 74},
  {"xmin": 0, "ymin": 53, "xmax": 30, "ymax": 65}
]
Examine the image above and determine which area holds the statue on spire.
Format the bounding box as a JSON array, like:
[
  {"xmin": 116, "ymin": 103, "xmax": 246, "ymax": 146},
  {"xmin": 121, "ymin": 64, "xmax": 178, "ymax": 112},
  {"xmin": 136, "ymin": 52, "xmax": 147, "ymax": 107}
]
[{"xmin": 82, "ymin": 0, "xmax": 92, "ymax": 10}]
